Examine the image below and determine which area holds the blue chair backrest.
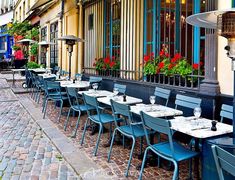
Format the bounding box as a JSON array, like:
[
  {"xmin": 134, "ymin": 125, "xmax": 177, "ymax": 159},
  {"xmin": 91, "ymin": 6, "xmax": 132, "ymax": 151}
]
[
  {"xmin": 111, "ymin": 99, "xmax": 139, "ymax": 134},
  {"xmin": 83, "ymin": 94, "xmax": 102, "ymax": 122},
  {"xmin": 212, "ymin": 145, "xmax": 235, "ymax": 180},
  {"xmin": 61, "ymin": 70, "xmax": 69, "ymax": 76},
  {"xmin": 66, "ymin": 87, "xmax": 79, "ymax": 107},
  {"xmin": 154, "ymin": 87, "xmax": 171, "ymax": 106},
  {"xmin": 220, "ymin": 104, "xmax": 233, "ymax": 123},
  {"xmin": 114, "ymin": 83, "xmax": 126, "ymax": 94},
  {"xmin": 89, "ymin": 76, "xmax": 102, "ymax": 83},
  {"xmin": 45, "ymin": 81, "xmax": 62, "ymax": 96},
  {"xmin": 140, "ymin": 111, "xmax": 175, "ymax": 157},
  {"xmin": 175, "ymin": 94, "xmax": 202, "ymax": 111}
]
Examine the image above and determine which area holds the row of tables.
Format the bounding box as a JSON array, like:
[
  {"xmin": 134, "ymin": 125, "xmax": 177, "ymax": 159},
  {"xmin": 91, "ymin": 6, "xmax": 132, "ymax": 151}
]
[{"xmin": 39, "ymin": 71, "xmax": 233, "ymax": 178}]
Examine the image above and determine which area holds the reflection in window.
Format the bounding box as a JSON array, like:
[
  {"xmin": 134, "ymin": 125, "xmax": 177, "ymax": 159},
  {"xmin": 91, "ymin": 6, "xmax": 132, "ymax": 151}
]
[
  {"xmin": 104, "ymin": 0, "xmax": 121, "ymax": 59},
  {"xmin": 50, "ymin": 22, "xmax": 58, "ymax": 67},
  {"xmin": 41, "ymin": 27, "xmax": 47, "ymax": 65}
]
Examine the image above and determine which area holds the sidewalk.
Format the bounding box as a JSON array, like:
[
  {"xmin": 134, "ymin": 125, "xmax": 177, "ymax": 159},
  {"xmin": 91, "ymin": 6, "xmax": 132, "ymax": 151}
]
[{"xmin": 0, "ymin": 72, "xmax": 191, "ymax": 180}]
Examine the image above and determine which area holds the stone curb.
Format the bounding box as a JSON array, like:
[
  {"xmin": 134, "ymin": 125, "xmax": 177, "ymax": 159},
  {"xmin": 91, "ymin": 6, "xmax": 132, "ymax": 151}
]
[{"xmin": 19, "ymin": 98, "xmax": 108, "ymax": 180}]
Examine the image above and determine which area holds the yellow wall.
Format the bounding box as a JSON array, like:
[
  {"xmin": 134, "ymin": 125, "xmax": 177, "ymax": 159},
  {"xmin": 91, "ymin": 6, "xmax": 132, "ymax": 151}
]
[
  {"xmin": 84, "ymin": 1, "xmax": 104, "ymax": 71},
  {"xmin": 217, "ymin": 0, "xmax": 233, "ymax": 95},
  {"xmin": 14, "ymin": 0, "xmax": 36, "ymax": 22}
]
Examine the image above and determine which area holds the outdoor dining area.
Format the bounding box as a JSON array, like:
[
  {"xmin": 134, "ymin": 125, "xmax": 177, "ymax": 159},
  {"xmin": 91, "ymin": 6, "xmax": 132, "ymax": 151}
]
[{"xmin": 22, "ymin": 66, "xmax": 234, "ymax": 180}]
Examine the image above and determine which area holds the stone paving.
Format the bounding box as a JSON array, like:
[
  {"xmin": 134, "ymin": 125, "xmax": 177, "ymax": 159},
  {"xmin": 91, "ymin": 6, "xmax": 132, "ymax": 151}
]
[
  {"xmin": 0, "ymin": 72, "xmax": 196, "ymax": 180},
  {"xmin": 0, "ymin": 79, "xmax": 79, "ymax": 179}
]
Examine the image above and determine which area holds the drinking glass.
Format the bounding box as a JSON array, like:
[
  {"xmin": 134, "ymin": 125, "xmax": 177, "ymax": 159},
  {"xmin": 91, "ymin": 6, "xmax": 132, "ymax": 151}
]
[
  {"xmin": 193, "ymin": 107, "xmax": 202, "ymax": 126},
  {"xmin": 149, "ymin": 95, "xmax": 156, "ymax": 111},
  {"xmin": 92, "ymin": 83, "xmax": 99, "ymax": 92},
  {"xmin": 113, "ymin": 87, "xmax": 119, "ymax": 96}
]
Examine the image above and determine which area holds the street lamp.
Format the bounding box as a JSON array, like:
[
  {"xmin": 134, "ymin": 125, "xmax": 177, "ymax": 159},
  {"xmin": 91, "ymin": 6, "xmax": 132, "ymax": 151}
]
[
  {"xmin": 38, "ymin": 41, "xmax": 56, "ymax": 67},
  {"xmin": 57, "ymin": 35, "xmax": 85, "ymax": 80},
  {"xmin": 186, "ymin": 8, "xmax": 235, "ymax": 137}
]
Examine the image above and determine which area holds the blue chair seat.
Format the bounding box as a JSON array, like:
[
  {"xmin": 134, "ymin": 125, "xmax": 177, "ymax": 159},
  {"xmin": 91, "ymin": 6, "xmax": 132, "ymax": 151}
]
[
  {"xmin": 152, "ymin": 141, "xmax": 199, "ymax": 162},
  {"xmin": 90, "ymin": 114, "xmax": 114, "ymax": 124},
  {"xmin": 119, "ymin": 124, "xmax": 152, "ymax": 137},
  {"xmin": 72, "ymin": 104, "xmax": 95, "ymax": 112},
  {"xmin": 48, "ymin": 95, "xmax": 68, "ymax": 100}
]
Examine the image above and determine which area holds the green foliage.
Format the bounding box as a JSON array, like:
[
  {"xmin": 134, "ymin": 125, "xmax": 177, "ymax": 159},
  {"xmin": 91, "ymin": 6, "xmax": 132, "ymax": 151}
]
[
  {"xmin": 30, "ymin": 43, "xmax": 39, "ymax": 56},
  {"xmin": 12, "ymin": 45, "xmax": 21, "ymax": 51},
  {"xmin": 7, "ymin": 21, "xmax": 32, "ymax": 36},
  {"xmin": 25, "ymin": 27, "xmax": 40, "ymax": 41},
  {"xmin": 144, "ymin": 62, "xmax": 156, "ymax": 75},
  {"xmin": 27, "ymin": 61, "xmax": 40, "ymax": 69},
  {"xmin": 175, "ymin": 59, "xmax": 192, "ymax": 77}
]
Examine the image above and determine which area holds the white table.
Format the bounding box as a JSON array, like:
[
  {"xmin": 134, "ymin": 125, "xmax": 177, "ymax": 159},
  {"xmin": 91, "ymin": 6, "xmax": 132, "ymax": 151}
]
[
  {"xmin": 78, "ymin": 90, "xmax": 114, "ymax": 98},
  {"xmin": 98, "ymin": 95, "xmax": 143, "ymax": 106},
  {"xmin": 60, "ymin": 80, "xmax": 90, "ymax": 88},
  {"xmin": 30, "ymin": 68, "xmax": 51, "ymax": 74},
  {"xmin": 38, "ymin": 73, "xmax": 56, "ymax": 79},
  {"xmin": 130, "ymin": 104, "xmax": 183, "ymax": 118},
  {"xmin": 11, "ymin": 69, "xmax": 25, "ymax": 87},
  {"xmin": 170, "ymin": 116, "xmax": 233, "ymax": 139}
]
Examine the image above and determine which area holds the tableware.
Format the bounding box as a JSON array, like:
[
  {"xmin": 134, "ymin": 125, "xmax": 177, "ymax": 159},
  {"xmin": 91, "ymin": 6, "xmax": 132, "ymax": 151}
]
[{"xmin": 149, "ymin": 95, "xmax": 155, "ymax": 111}]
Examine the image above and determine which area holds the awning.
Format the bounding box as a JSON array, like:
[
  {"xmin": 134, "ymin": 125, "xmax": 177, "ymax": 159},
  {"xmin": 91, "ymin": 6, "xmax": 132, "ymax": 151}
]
[
  {"xmin": 29, "ymin": 0, "xmax": 54, "ymax": 11},
  {"xmin": 0, "ymin": 11, "xmax": 13, "ymax": 26}
]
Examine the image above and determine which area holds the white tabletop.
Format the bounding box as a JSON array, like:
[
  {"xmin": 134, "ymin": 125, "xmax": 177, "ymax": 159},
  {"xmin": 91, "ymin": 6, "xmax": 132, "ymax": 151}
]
[
  {"xmin": 60, "ymin": 80, "xmax": 90, "ymax": 88},
  {"xmin": 11, "ymin": 69, "xmax": 25, "ymax": 72},
  {"xmin": 78, "ymin": 90, "xmax": 114, "ymax": 97},
  {"xmin": 170, "ymin": 116, "xmax": 233, "ymax": 139},
  {"xmin": 98, "ymin": 95, "xmax": 143, "ymax": 106},
  {"xmin": 38, "ymin": 73, "xmax": 56, "ymax": 79},
  {"xmin": 30, "ymin": 68, "xmax": 51, "ymax": 73},
  {"xmin": 130, "ymin": 104, "xmax": 183, "ymax": 118}
]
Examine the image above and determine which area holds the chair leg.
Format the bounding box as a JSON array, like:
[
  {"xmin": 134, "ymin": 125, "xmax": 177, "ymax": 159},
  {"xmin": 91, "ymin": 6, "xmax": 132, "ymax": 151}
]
[
  {"xmin": 80, "ymin": 118, "xmax": 89, "ymax": 145},
  {"xmin": 172, "ymin": 161, "xmax": 179, "ymax": 180},
  {"xmin": 94, "ymin": 124, "xmax": 103, "ymax": 156},
  {"xmin": 43, "ymin": 99, "xmax": 48, "ymax": 119},
  {"xmin": 64, "ymin": 107, "xmax": 71, "ymax": 131},
  {"xmin": 140, "ymin": 137, "xmax": 143, "ymax": 155},
  {"xmin": 125, "ymin": 137, "xmax": 136, "ymax": 177},
  {"xmin": 57, "ymin": 100, "xmax": 63, "ymax": 122},
  {"xmin": 37, "ymin": 89, "xmax": 41, "ymax": 103},
  {"xmin": 108, "ymin": 129, "xmax": 117, "ymax": 162},
  {"xmin": 138, "ymin": 147, "xmax": 150, "ymax": 180},
  {"xmin": 42, "ymin": 96, "xmax": 47, "ymax": 113},
  {"xmin": 71, "ymin": 111, "xmax": 81, "ymax": 138}
]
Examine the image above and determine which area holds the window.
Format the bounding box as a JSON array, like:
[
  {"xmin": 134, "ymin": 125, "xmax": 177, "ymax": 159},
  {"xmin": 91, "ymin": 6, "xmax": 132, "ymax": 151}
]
[
  {"xmin": 50, "ymin": 22, "xmax": 58, "ymax": 67},
  {"xmin": 88, "ymin": 14, "xmax": 94, "ymax": 30},
  {"xmin": 144, "ymin": 0, "xmax": 206, "ymax": 64},
  {"xmin": 41, "ymin": 27, "xmax": 47, "ymax": 65},
  {"xmin": 104, "ymin": 0, "xmax": 121, "ymax": 59},
  {"xmin": 0, "ymin": 37, "xmax": 6, "ymax": 51},
  {"xmin": 23, "ymin": 2, "xmax": 25, "ymax": 20},
  {"xmin": 19, "ymin": 7, "xmax": 22, "ymax": 22}
]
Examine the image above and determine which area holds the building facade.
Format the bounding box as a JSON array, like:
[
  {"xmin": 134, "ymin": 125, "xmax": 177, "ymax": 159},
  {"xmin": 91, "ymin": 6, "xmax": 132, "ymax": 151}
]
[{"xmin": 0, "ymin": 0, "xmax": 14, "ymax": 59}]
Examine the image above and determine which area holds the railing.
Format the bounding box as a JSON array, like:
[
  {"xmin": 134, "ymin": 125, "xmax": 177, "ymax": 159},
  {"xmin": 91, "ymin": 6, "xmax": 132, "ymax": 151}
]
[{"xmin": 83, "ymin": 67, "xmax": 205, "ymax": 90}]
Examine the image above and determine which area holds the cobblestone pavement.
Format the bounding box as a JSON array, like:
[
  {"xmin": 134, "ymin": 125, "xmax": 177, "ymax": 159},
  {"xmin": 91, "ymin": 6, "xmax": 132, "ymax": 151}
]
[
  {"xmin": 16, "ymin": 91, "xmax": 194, "ymax": 179},
  {"xmin": 0, "ymin": 79, "xmax": 79, "ymax": 179}
]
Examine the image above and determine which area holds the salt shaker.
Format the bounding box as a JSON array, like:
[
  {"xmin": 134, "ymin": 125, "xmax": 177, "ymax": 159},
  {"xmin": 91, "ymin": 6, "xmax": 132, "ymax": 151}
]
[{"xmin": 211, "ymin": 120, "xmax": 217, "ymax": 131}]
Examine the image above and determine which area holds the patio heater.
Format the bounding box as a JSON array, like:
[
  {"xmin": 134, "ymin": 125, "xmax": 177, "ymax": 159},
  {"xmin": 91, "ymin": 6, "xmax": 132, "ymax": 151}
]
[
  {"xmin": 17, "ymin": 39, "xmax": 37, "ymax": 60},
  {"xmin": 57, "ymin": 35, "xmax": 85, "ymax": 80},
  {"xmin": 186, "ymin": 8, "xmax": 235, "ymax": 137},
  {"xmin": 38, "ymin": 41, "xmax": 56, "ymax": 66}
]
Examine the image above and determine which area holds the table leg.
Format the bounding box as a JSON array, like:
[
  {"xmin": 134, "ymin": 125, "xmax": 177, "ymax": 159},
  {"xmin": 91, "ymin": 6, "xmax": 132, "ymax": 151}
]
[
  {"xmin": 194, "ymin": 138, "xmax": 200, "ymax": 179},
  {"xmin": 12, "ymin": 71, "xmax": 15, "ymax": 87}
]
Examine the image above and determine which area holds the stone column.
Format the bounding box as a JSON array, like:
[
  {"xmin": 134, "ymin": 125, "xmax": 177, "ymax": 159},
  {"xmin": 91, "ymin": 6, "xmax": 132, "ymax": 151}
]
[{"xmin": 199, "ymin": 33, "xmax": 220, "ymax": 96}]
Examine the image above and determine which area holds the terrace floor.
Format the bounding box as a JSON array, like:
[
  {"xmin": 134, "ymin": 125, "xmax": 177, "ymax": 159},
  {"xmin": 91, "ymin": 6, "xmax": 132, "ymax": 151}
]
[{"xmin": 0, "ymin": 71, "xmax": 197, "ymax": 180}]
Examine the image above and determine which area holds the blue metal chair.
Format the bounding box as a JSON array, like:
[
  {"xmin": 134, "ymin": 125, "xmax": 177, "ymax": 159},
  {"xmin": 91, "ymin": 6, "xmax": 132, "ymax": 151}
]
[
  {"xmin": 65, "ymin": 87, "xmax": 95, "ymax": 137},
  {"xmin": 220, "ymin": 104, "xmax": 233, "ymax": 123},
  {"xmin": 108, "ymin": 99, "xmax": 153, "ymax": 177},
  {"xmin": 80, "ymin": 94, "xmax": 116, "ymax": 156},
  {"xmin": 154, "ymin": 87, "xmax": 171, "ymax": 106},
  {"xmin": 139, "ymin": 111, "xmax": 199, "ymax": 180},
  {"xmin": 212, "ymin": 145, "xmax": 235, "ymax": 180},
  {"xmin": 113, "ymin": 83, "xmax": 126, "ymax": 94},
  {"xmin": 60, "ymin": 70, "xmax": 69, "ymax": 76},
  {"xmin": 89, "ymin": 76, "xmax": 102, "ymax": 89},
  {"xmin": 175, "ymin": 94, "xmax": 202, "ymax": 113},
  {"xmin": 43, "ymin": 81, "xmax": 68, "ymax": 122}
]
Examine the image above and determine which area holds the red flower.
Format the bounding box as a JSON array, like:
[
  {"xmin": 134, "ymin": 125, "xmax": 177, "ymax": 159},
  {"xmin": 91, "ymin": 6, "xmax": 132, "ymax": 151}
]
[
  {"xmin": 193, "ymin": 63, "xmax": 199, "ymax": 69},
  {"xmin": 168, "ymin": 64, "xmax": 173, "ymax": 70},
  {"xmin": 93, "ymin": 62, "xmax": 96, "ymax": 66},
  {"xmin": 174, "ymin": 53, "xmax": 181, "ymax": 60},
  {"xmin": 110, "ymin": 61, "xmax": 115, "ymax": 68},
  {"xmin": 144, "ymin": 55, "xmax": 150, "ymax": 62},
  {"xmin": 200, "ymin": 61, "xmax": 204, "ymax": 66},
  {"xmin": 159, "ymin": 50, "xmax": 165, "ymax": 56},
  {"xmin": 104, "ymin": 56, "xmax": 110, "ymax": 64},
  {"xmin": 165, "ymin": 53, "xmax": 170, "ymax": 58},
  {"xmin": 159, "ymin": 62, "xmax": 165, "ymax": 69},
  {"xmin": 171, "ymin": 57, "xmax": 176, "ymax": 63}
]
